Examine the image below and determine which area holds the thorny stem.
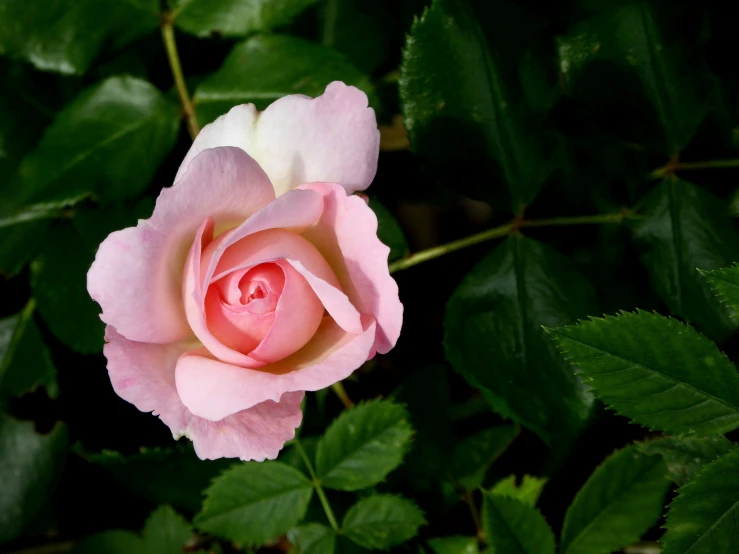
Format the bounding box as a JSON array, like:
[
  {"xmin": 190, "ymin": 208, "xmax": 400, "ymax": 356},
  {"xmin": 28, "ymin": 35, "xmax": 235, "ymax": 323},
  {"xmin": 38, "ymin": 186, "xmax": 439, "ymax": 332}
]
[
  {"xmin": 161, "ymin": 13, "xmax": 200, "ymax": 140},
  {"xmin": 294, "ymin": 438, "xmax": 340, "ymax": 532},
  {"xmin": 388, "ymin": 209, "xmax": 634, "ymax": 274}
]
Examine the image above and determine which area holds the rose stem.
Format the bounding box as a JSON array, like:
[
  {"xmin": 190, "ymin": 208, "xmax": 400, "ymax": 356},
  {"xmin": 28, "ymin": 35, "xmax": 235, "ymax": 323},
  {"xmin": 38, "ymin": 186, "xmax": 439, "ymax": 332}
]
[
  {"xmin": 160, "ymin": 12, "xmax": 200, "ymax": 140},
  {"xmin": 388, "ymin": 209, "xmax": 634, "ymax": 274},
  {"xmin": 294, "ymin": 438, "xmax": 339, "ymax": 532},
  {"xmin": 331, "ymin": 382, "xmax": 354, "ymax": 409}
]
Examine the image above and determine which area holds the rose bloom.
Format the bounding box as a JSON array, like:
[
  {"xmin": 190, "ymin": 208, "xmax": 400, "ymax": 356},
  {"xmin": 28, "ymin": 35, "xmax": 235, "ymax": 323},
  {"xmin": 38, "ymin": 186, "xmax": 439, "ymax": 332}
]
[{"xmin": 87, "ymin": 83, "xmax": 402, "ymax": 461}]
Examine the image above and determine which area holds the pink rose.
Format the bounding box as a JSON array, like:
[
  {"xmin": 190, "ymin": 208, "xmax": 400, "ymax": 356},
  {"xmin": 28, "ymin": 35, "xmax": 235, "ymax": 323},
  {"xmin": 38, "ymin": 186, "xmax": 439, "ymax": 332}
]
[{"xmin": 87, "ymin": 82, "xmax": 402, "ymax": 461}]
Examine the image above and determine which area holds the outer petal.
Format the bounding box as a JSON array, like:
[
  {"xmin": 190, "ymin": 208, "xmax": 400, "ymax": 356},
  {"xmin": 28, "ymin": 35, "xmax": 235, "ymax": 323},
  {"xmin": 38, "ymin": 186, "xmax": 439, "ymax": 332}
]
[
  {"xmin": 88, "ymin": 147, "xmax": 275, "ymax": 343},
  {"xmin": 176, "ymin": 316, "xmax": 376, "ymax": 421},
  {"xmin": 176, "ymin": 82, "xmax": 380, "ymax": 196},
  {"xmin": 103, "ymin": 326, "xmax": 192, "ymax": 437},
  {"xmin": 186, "ymin": 392, "xmax": 304, "ymax": 462},
  {"xmin": 300, "ymin": 183, "xmax": 403, "ymax": 355}
]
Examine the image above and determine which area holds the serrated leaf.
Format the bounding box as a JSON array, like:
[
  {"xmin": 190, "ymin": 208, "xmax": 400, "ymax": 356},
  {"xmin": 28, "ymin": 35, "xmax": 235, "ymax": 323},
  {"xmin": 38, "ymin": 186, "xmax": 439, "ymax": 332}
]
[
  {"xmin": 482, "ymin": 492, "xmax": 555, "ymax": 554},
  {"xmin": 444, "ymin": 235, "xmax": 597, "ymax": 444},
  {"xmin": 399, "ymin": 0, "xmax": 557, "ymax": 206},
  {"xmin": 0, "ymin": 301, "xmax": 58, "ymax": 401},
  {"xmin": 631, "ymin": 177, "xmax": 739, "ymax": 341},
  {"xmin": 194, "ymin": 35, "xmax": 376, "ymax": 126},
  {"xmin": 702, "ymin": 264, "xmax": 739, "ymax": 322},
  {"xmin": 68, "ymin": 531, "xmax": 144, "ymax": 554},
  {"xmin": 662, "ymin": 449, "xmax": 739, "ymax": 553},
  {"xmin": 549, "ymin": 310, "xmax": 739, "ymax": 435},
  {"xmin": 171, "ymin": 0, "xmax": 318, "ymax": 38},
  {"xmin": 449, "ymin": 425, "xmax": 519, "ymax": 490},
  {"xmin": 490, "ymin": 475, "xmax": 547, "ymax": 507},
  {"xmin": 557, "ymin": 1, "xmax": 709, "ymax": 154},
  {"xmin": 0, "ymin": 220, "xmax": 50, "ymax": 276},
  {"xmin": 141, "ymin": 506, "xmax": 192, "ymax": 554},
  {"xmin": 315, "ymin": 399, "xmax": 414, "ymax": 491},
  {"xmin": 288, "ymin": 523, "xmax": 337, "ymax": 554},
  {"xmin": 342, "ymin": 495, "xmax": 426, "ymax": 550},
  {"xmin": 427, "ymin": 536, "xmax": 480, "ymax": 554},
  {"xmin": 10, "ymin": 76, "xmax": 179, "ymax": 211},
  {"xmin": 560, "ymin": 446, "xmax": 670, "ymax": 554},
  {"xmin": 0, "ymin": 415, "xmax": 68, "ymax": 544},
  {"xmin": 84, "ymin": 444, "xmax": 234, "ymax": 513},
  {"xmin": 195, "ymin": 461, "xmax": 313, "ymax": 546},
  {"xmin": 369, "ymin": 197, "xmax": 408, "ymax": 263},
  {"xmin": 0, "ymin": 0, "xmax": 159, "ymax": 75},
  {"xmin": 638, "ymin": 436, "xmax": 737, "ymax": 486}
]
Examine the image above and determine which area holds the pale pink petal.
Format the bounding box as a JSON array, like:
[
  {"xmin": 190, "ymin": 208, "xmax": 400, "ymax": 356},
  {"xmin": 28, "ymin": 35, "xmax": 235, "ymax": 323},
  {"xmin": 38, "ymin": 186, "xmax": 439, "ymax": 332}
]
[
  {"xmin": 176, "ymin": 316, "xmax": 376, "ymax": 421},
  {"xmin": 249, "ymin": 260, "xmax": 324, "ymax": 364},
  {"xmin": 185, "ymin": 392, "xmax": 304, "ymax": 462},
  {"xmin": 175, "ymin": 82, "xmax": 380, "ymax": 197},
  {"xmin": 300, "ymin": 183, "xmax": 403, "ymax": 354},
  {"xmin": 286, "ymin": 259, "xmax": 362, "ymax": 334},
  {"xmin": 88, "ymin": 147, "xmax": 274, "ymax": 343},
  {"xmin": 103, "ymin": 326, "xmax": 192, "ymax": 438},
  {"xmin": 175, "ymin": 105, "xmax": 259, "ymax": 183}
]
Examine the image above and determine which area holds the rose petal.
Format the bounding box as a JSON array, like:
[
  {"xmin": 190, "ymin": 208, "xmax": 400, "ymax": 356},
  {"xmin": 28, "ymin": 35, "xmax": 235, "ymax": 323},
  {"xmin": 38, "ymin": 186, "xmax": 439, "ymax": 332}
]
[
  {"xmin": 175, "ymin": 82, "xmax": 380, "ymax": 196},
  {"xmin": 103, "ymin": 326, "xmax": 192, "ymax": 438},
  {"xmin": 176, "ymin": 316, "xmax": 376, "ymax": 421},
  {"xmin": 185, "ymin": 392, "xmax": 304, "ymax": 462},
  {"xmin": 300, "ymin": 183, "xmax": 403, "ymax": 355},
  {"xmin": 88, "ymin": 147, "xmax": 275, "ymax": 343},
  {"xmin": 248, "ymin": 260, "xmax": 324, "ymax": 364},
  {"xmin": 286, "ymin": 259, "xmax": 363, "ymax": 334}
]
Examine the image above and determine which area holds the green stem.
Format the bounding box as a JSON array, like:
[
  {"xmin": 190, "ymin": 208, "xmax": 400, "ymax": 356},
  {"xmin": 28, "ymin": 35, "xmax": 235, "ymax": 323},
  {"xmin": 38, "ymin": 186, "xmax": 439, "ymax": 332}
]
[
  {"xmin": 331, "ymin": 382, "xmax": 354, "ymax": 409},
  {"xmin": 388, "ymin": 210, "xmax": 630, "ymax": 274},
  {"xmin": 294, "ymin": 439, "xmax": 340, "ymax": 532},
  {"xmin": 161, "ymin": 13, "xmax": 200, "ymax": 140},
  {"xmin": 463, "ymin": 490, "xmax": 485, "ymax": 544},
  {"xmin": 649, "ymin": 158, "xmax": 739, "ymax": 180}
]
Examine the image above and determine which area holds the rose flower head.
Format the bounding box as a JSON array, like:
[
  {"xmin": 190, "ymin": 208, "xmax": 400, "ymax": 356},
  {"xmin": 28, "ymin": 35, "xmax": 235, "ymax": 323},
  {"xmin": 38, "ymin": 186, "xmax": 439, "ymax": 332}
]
[{"xmin": 87, "ymin": 82, "xmax": 403, "ymax": 461}]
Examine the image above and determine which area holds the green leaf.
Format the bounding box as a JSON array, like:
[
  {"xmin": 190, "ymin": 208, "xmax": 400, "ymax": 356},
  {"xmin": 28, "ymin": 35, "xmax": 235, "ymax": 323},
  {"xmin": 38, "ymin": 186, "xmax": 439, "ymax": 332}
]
[
  {"xmin": 0, "ymin": 301, "xmax": 58, "ymax": 400},
  {"xmin": 0, "ymin": 0, "xmax": 159, "ymax": 75},
  {"xmin": 449, "ymin": 425, "xmax": 520, "ymax": 490},
  {"xmin": 0, "ymin": 220, "xmax": 50, "ymax": 276},
  {"xmin": 141, "ymin": 506, "xmax": 192, "ymax": 554},
  {"xmin": 399, "ymin": 0, "xmax": 556, "ymax": 206},
  {"xmin": 482, "ymin": 493, "xmax": 555, "ymax": 554},
  {"xmin": 32, "ymin": 202, "xmax": 152, "ymax": 354},
  {"xmin": 0, "ymin": 415, "xmax": 69, "ymax": 544},
  {"xmin": 557, "ymin": 1, "xmax": 709, "ymax": 154},
  {"xmin": 315, "ymin": 399, "xmax": 414, "ymax": 491},
  {"xmin": 702, "ymin": 264, "xmax": 739, "ymax": 322},
  {"xmin": 31, "ymin": 223, "xmax": 103, "ymax": 353},
  {"xmin": 444, "ymin": 235, "xmax": 598, "ymax": 444},
  {"xmin": 69, "ymin": 531, "xmax": 143, "ymax": 554},
  {"xmin": 194, "ymin": 461, "xmax": 313, "ymax": 546},
  {"xmin": 288, "ymin": 523, "xmax": 337, "ymax": 554},
  {"xmin": 12, "ymin": 76, "xmax": 179, "ymax": 210},
  {"xmin": 559, "ymin": 446, "xmax": 670, "ymax": 554},
  {"xmin": 369, "ymin": 197, "xmax": 408, "ymax": 263},
  {"xmin": 194, "ymin": 35, "xmax": 376, "ymax": 126},
  {"xmin": 84, "ymin": 444, "xmax": 234, "ymax": 513},
  {"xmin": 549, "ymin": 310, "xmax": 739, "ymax": 435},
  {"xmin": 662, "ymin": 449, "xmax": 739, "ymax": 554},
  {"xmin": 490, "ymin": 475, "xmax": 547, "ymax": 507},
  {"xmin": 342, "ymin": 495, "xmax": 426, "ymax": 550},
  {"xmin": 171, "ymin": 0, "xmax": 318, "ymax": 38},
  {"xmin": 427, "ymin": 536, "xmax": 480, "ymax": 554},
  {"xmin": 638, "ymin": 436, "xmax": 738, "ymax": 486},
  {"xmin": 631, "ymin": 177, "xmax": 739, "ymax": 341},
  {"xmin": 320, "ymin": 0, "xmax": 392, "ymax": 73}
]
